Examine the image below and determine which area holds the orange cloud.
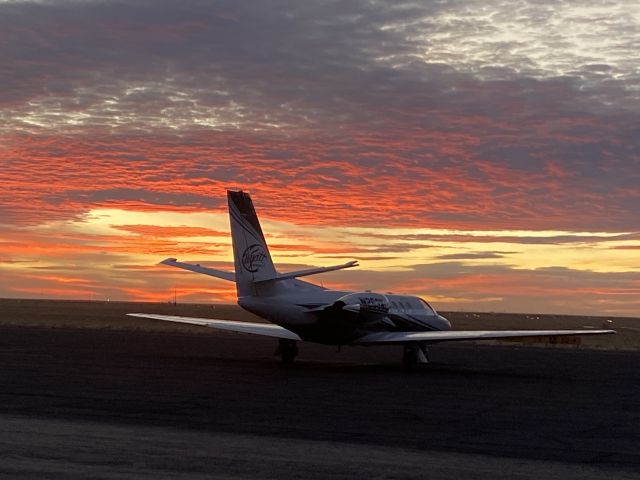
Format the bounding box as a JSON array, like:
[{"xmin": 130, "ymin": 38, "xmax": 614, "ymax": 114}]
[
  {"xmin": 113, "ymin": 225, "xmax": 228, "ymax": 237},
  {"xmin": 3, "ymin": 124, "xmax": 637, "ymax": 232}
]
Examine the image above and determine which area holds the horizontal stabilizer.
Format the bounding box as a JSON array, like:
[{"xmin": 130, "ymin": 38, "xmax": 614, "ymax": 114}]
[
  {"xmin": 354, "ymin": 329, "xmax": 615, "ymax": 345},
  {"xmin": 254, "ymin": 260, "xmax": 359, "ymax": 283},
  {"xmin": 160, "ymin": 258, "xmax": 235, "ymax": 282},
  {"xmin": 127, "ymin": 313, "xmax": 301, "ymax": 340}
]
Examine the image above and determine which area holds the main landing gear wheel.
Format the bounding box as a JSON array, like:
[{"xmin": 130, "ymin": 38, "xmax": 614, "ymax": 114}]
[
  {"xmin": 275, "ymin": 339, "xmax": 299, "ymax": 364},
  {"xmin": 402, "ymin": 343, "xmax": 430, "ymax": 370}
]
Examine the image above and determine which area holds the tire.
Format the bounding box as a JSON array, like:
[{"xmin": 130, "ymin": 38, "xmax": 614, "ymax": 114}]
[
  {"xmin": 402, "ymin": 349, "xmax": 418, "ymax": 371},
  {"xmin": 281, "ymin": 349, "xmax": 296, "ymax": 364}
]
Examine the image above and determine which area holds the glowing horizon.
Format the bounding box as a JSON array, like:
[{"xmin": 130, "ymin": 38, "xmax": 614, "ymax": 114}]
[{"xmin": 1, "ymin": 205, "xmax": 638, "ymax": 316}]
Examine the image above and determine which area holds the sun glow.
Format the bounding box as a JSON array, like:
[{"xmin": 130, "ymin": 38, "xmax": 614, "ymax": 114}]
[{"xmin": 2, "ymin": 206, "xmax": 636, "ymax": 314}]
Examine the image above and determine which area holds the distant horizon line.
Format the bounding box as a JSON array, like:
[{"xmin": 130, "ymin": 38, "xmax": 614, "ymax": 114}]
[{"xmin": 1, "ymin": 296, "xmax": 636, "ymax": 321}]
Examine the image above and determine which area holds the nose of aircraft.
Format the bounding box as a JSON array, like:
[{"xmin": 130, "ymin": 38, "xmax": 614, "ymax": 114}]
[{"xmin": 437, "ymin": 314, "xmax": 452, "ymax": 330}]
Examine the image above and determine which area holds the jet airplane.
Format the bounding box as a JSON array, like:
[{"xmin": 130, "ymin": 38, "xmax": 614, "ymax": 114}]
[{"xmin": 130, "ymin": 191, "xmax": 614, "ymax": 368}]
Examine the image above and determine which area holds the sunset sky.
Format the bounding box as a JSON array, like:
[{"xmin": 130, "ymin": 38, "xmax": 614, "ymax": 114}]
[{"xmin": 1, "ymin": 0, "xmax": 639, "ymax": 316}]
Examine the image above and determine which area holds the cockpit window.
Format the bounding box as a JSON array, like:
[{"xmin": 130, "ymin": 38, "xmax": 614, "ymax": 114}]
[{"xmin": 418, "ymin": 298, "xmax": 435, "ymax": 314}]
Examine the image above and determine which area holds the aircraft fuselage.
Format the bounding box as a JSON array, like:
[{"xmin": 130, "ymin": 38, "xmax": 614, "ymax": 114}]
[{"xmin": 238, "ymin": 284, "xmax": 452, "ymax": 345}]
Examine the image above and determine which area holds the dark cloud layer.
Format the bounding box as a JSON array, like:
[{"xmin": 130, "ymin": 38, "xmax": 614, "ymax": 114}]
[{"xmin": 1, "ymin": 0, "xmax": 639, "ymax": 231}]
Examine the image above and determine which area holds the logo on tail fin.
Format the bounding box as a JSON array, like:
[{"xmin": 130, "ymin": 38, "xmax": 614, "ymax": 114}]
[{"xmin": 242, "ymin": 244, "xmax": 267, "ymax": 272}]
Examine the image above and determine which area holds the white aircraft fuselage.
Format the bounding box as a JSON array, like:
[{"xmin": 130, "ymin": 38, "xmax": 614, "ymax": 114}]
[{"xmin": 239, "ymin": 287, "xmax": 451, "ymax": 346}]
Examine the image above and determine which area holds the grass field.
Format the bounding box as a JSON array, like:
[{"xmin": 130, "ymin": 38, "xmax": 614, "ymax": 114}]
[{"xmin": 1, "ymin": 298, "xmax": 638, "ymax": 350}]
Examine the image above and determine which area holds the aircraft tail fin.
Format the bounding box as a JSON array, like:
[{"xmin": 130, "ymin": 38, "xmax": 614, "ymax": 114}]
[{"xmin": 227, "ymin": 190, "xmax": 278, "ymax": 297}]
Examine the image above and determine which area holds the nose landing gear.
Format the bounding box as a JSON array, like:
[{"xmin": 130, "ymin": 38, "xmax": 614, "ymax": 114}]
[{"xmin": 402, "ymin": 343, "xmax": 430, "ymax": 370}]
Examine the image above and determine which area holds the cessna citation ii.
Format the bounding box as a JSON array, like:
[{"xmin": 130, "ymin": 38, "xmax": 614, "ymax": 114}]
[{"xmin": 129, "ymin": 190, "xmax": 614, "ymax": 368}]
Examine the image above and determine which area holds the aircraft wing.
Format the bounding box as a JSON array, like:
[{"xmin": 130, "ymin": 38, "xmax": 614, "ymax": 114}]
[
  {"xmin": 127, "ymin": 313, "xmax": 301, "ymax": 340},
  {"xmin": 353, "ymin": 329, "xmax": 615, "ymax": 345}
]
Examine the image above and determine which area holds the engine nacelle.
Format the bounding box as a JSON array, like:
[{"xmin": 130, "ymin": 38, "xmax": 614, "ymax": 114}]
[{"xmin": 334, "ymin": 292, "xmax": 390, "ymax": 323}]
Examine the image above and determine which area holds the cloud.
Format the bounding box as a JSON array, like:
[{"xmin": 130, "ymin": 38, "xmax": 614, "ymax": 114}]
[
  {"xmin": 2, "ymin": 0, "xmax": 638, "ymax": 134},
  {"xmin": 112, "ymin": 225, "xmax": 228, "ymax": 238},
  {"xmin": 1, "ymin": 0, "xmax": 639, "ymax": 315},
  {"xmin": 2, "ymin": 0, "xmax": 639, "ymax": 230},
  {"xmin": 436, "ymin": 251, "xmax": 512, "ymax": 260},
  {"xmin": 354, "ymin": 230, "xmax": 640, "ymax": 245},
  {"xmin": 2, "ymin": 128, "xmax": 639, "ymax": 231}
]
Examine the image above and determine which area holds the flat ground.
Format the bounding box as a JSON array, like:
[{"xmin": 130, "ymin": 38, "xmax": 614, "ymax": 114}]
[{"xmin": 0, "ymin": 299, "xmax": 638, "ymax": 479}]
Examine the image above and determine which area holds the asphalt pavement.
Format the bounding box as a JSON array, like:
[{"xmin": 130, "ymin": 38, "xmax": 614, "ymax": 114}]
[{"xmin": 0, "ymin": 325, "xmax": 638, "ymax": 479}]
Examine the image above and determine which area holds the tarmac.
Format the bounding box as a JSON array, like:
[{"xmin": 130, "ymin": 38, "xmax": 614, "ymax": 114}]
[{"xmin": 0, "ymin": 319, "xmax": 638, "ymax": 479}]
